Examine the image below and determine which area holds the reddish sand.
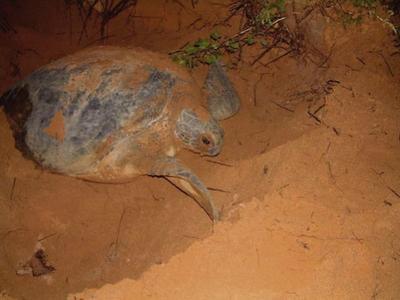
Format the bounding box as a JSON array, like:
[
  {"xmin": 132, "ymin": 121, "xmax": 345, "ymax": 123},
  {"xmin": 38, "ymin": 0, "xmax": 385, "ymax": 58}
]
[{"xmin": 0, "ymin": 1, "xmax": 399, "ymax": 299}]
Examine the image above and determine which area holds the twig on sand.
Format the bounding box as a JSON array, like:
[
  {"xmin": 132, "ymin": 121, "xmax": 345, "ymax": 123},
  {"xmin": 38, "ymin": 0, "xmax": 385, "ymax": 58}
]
[
  {"xmin": 206, "ymin": 159, "xmax": 234, "ymax": 167},
  {"xmin": 384, "ymin": 200, "xmax": 392, "ymax": 206},
  {"xmin": 332, "ymin": 127, "xmax": 340, "ymax": 136},
  {"xmin": 67, "ymin": 0, "xmax": 138, "ymax": 43},
  {"xmin": 9, "ymin": 178, "xmax": 16, "ymax": 202},
  {"xmin": 187, "ymin": 17, "xmax": 202, "ymax": 29},
  {"xmin": 319, "ymin": 141, "xmax": 331, "ymax": 161},
  {"xmin": 271, "ymin": 100, "xmax": 294, "ymax": 112},
  {"xmin": 307, "ymin": 111, "xmax": 321, "ymax": 124},
  {"xmin": 370, "ymin": 51, "xmax": 394, "ymax": 77},
  {"xmin": 208, "ymin": 187, "xmax": 231, "ymax": 193},
  {"xmin": 317, "ymin": 42, "xmax": 335, "ymax": 68},
  {"xmin": 356, "ymin": 56, "xmax": 365, "ymax": 65},
  {"xmin": 191, "ymin": 0, "xmax": 199, "ymax": 8},
  {"xmin": 253, "ymin": 72, "xmax": 270, "ymax": 106},
  {"xmin": 326, "ymin": 161, "xmax": 336, "ymax": 184},
  {"xmin": 260, "ymin": 49, "xmax": 295, "ymax": 68},
  {"xmin": 379, "ymin": 53, "xmax": 394, "ymax": 77},
  {"xmin": 182, "ymin": 234, "xmax": 201, "ymax": 240},
  {"xmin": 38, "ymin": 232, "xmax": 58, "ymax": 242},
  {"xmin": 107, "ymin": 207, "xmax": 128, "ymax": 261},
  {"xmin": 250, "ymin": 42, "xmax": 278, "ymax": 66},
  {"xmin": 313, "ymin": 103, "xmax": 326, "ymax": 115},
  {"xmin": 387, "ymin": 186, "xmax": 400, "ymax": 199}
]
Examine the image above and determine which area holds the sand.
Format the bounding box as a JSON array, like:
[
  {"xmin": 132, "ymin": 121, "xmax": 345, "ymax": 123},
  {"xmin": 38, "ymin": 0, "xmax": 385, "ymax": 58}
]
[{"xmin": 0, "ymin": 0, "xmax": 399, "ymax": 299}]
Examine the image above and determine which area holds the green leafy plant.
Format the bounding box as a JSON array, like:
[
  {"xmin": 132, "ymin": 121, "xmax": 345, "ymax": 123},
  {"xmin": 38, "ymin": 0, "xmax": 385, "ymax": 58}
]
[
  {"xmin": 170, "ymin": 0, "xmax": 392, "ymax": 68},
  {"xmin": 255, "ymin": 0, "xmax": 286, "ymax": 26},
  {"xmin": 171, "ymin": 33, "xmax": 223, "ymax": 67},
  {"xmin": 340, "ymin": 10, "xmax": 363, "ymax": 26},
  {"xmin": 338, "ymin": 0, "xmax": 392, "ymax": 28},
  {"xmin": 170, "ymin": 0, "xmax": 292, "ymax": 68},
  {"xmin": 350, "ymin": 0, "xmax": 377, "ymax": 8}
]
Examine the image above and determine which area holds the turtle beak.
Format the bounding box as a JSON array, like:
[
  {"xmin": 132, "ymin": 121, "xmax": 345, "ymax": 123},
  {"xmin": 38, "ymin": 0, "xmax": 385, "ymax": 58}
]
[{"xmin": 207, "ymin": 145, "xmax": 221, "ymax": 156}]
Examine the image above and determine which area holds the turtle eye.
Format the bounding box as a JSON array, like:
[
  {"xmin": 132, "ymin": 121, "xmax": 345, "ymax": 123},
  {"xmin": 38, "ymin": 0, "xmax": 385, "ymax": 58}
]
[{"xmin": 201, "ymin": 136, "xmax": 211, "ymax": 145}]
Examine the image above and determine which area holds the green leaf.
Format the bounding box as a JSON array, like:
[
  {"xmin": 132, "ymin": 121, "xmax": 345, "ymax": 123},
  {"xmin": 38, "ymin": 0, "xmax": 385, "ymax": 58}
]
[
  {"xmin": 195, "ymin": 38, "xmax": 210, "ymax": 50},
  {"xmin": 260, "ymin": 39, "xmax": 269, "ymax": 47},
  {"xmin": 210, "ymin": 42, "xmax": 219, "ymax": 50},
  {"xmin": 231, "ymin": 42, "xmax": 240, "ymax": 49},
  {"xmin": 203, "ymin": 54, "xmax": 219, "ymax": 64},
  {"xmin": 351, "ymin": 0, "xmax": 376, "ymax": 7},
  {"xmin": 273, "ymin": 0, "xmax": 286, "ymax": 13},
  {"xmin": 226, "ymin": 40, "xmax": 240, "ymax": 52},
  {"xmin": 172, "ymin": 54, "xmax": 188, "ymax": 66},
  {"xmin": 184, "ymin": 45, "xmax": 198, "ymax": 54},
  {"xmin": 186, "ymin": 56, "xmax": 194, "ymax": 68},
  {"xmin": 257, "ymin": 7, "xmax": 272, "ymax": 25},
  {"xmin": 245, "ymin": 35, "xmax": 255, "ymax": 45},
  {"xmin": 210, "ymin": 31, "xmax": 221, "ymax": 40}
]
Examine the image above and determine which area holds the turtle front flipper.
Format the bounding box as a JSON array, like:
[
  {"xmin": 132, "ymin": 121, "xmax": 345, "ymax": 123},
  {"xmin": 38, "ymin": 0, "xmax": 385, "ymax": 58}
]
[
  {"xmin": 150, "ymin": 157, "xmax": 220, "ymax": 221},
  {"xmin": 203, "ymin": 62, "xmax": 240, "ymax": 121}
]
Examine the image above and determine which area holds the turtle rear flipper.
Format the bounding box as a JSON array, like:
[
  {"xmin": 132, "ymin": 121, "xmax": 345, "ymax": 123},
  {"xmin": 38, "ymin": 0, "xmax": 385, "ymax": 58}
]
[
  {"xmin": 203, "ymin": 62, "xmax": 240, "ymax": 121},
  {"xmin": 150, "ymin": 157, "xmax": 220, "ymax": 221},
  {"xmin": 0, "ymin": 85, "xmax": 36, "ymax": 162}
]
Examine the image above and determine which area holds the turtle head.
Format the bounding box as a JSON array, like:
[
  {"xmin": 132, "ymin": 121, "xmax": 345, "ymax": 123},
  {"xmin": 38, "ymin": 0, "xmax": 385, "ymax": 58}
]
[{"xmin": 175, "ymin": 109, "xmax": 224, "ymax": 156}]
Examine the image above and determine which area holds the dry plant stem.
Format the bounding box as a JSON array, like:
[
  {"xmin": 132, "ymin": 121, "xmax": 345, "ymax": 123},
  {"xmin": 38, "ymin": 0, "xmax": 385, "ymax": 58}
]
[
  {"xmin": 376, "ymin": 52, "xmax": 394, "ymax": 77},
  {"xmin": 387, "ymin": 186, "xmax": 400, "ymax": 199},
  {"xmin": 99, "ymin": 0, "xmax": 138, "ymax": 40},
  {"xmin": 37, "ymin": 233, "xmax": 58, "ymax": 242},
  {"xmin": 251, "ymin": 42, "xmax": 278, "ymax": 65},
  {"xmin": 253, "ymin": 72, "xmax": 269, "ymax": 106},
  {"xmin": 260, "ymin": 49, "xmax": 295, "ymax": 67},
  {"xmin": 172, "ymin": 0, "xmax": 316, "ymax": 68},
  {"xmin": 205, "ymin": 159, "xmax": 234, "ymax": 167},
  {"xmin": 69, "ymin": 0, "xmax": 137, "ymax": 43},
  {"xmin": 207, "ymin": 187, "xmax": 231, "ymax": 193},
  {"xmin": 271, "ymin": 100, "xmax": 295, "ymax": 112},
  {"xmin": 108, "ymin": 207, "xmax": 128, "ymax": 260},
  {"xmin": 77, "ymin": 1, "xmax": 97, "ymax": 42},
  {"xmin": 9, "ymin": 178, "xmax": 16, "ymax": 202}
]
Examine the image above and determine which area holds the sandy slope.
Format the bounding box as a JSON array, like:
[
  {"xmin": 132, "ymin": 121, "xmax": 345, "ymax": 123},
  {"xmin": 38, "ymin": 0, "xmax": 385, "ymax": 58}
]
[{"xmin": 71, "ymin": 84, "xmax": 400, "ymax": 299}]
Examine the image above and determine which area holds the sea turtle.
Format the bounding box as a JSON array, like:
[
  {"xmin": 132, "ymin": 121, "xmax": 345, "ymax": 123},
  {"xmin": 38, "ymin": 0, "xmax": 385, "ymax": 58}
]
[{"xmin": 0, "ymin": 46, "xmax": 240, "ymax": 221}]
